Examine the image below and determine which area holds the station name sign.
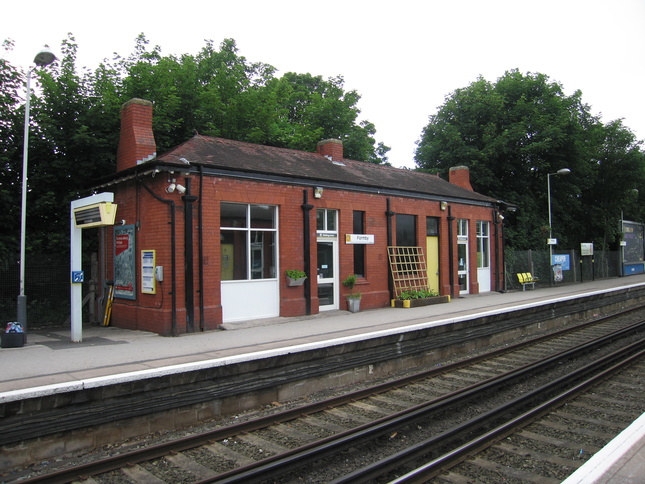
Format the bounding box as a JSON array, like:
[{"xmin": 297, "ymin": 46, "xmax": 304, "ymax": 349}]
[{"xmin": 345, "ymin": 234, "xmax": 375, "ymax": 244}]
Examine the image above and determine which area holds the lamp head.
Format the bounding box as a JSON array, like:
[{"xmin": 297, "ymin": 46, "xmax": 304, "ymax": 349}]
[
  {"xmin": 33, "ymin": 48, "xmax": 57, "ymax": 67},
  {"xmin": 556, "ymin": 168, "xmax": 571, "ymax": 175}
]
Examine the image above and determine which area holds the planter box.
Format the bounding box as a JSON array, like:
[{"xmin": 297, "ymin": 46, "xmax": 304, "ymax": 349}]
[
  {"xmin": 391, "ymin": 295, "xmax": 450, "ymax": 308},
  {"xmin": 1, "ymin": 333, "xmax": 25, "ymax": 348},
  {"xmin": 287, "ymin": 277, "xmax": 306, "ymax": 287}
]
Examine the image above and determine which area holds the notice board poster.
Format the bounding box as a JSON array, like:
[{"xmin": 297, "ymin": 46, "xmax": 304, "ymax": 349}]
[{"xmin": 114, "ymin": 225, "xmax": 136, "ymax": 299}]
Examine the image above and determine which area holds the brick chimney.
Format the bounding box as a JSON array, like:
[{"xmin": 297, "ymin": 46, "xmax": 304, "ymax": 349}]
[
  {"xmin": 117, "ymin": 98, "xmax": 156, "ymax": 172},
  {"xmin": 316, "ymin": 139, "xmax": 343, "ymax": 162},
  {"xmin": 449, "ymin": 166, "xmax": 473, "ymax": 191}
]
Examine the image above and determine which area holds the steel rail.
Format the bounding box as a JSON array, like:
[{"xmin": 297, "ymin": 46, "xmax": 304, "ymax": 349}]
[
  {"xmin": 19, "ymin": 315, "xmax": 645, "ymax": 484},
  {"xmin": 195, "ymin": 320, "xmax": 645, "ymax": 483},
  {"xmin": 382, "ymin": 343, "xmax": 645, "ymax": 484}
]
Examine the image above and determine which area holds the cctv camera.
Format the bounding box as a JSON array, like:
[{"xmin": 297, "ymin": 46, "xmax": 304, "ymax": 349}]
[
  {"xmin": 176, "ymin": 184, "xmax": 186, "ymax": 194},
  {"xmin": 166, "ymin": 183, "xmax": 176, "ymax": 193}
]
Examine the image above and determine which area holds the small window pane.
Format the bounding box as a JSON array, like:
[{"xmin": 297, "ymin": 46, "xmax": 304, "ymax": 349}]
[
  {"xmin": 251, "ymin": 205, "xmax": 275, "ymax": 228},
  {"xmin": 316, "ymin": 209, "xmax": 324, "ymax": 231},
  {"xmin": 221, "ymin": 203, "xmax": 247, "ymax": 228},
  {"xmin": 250, "ymin": 231, "xmax": 276, "ymax": 279},
  {"xmin": 220, "ymin": 230, "xmax": 248, "ymax": 280},
  {"xmin": 426, "ymin": 217, "xmax": 439, "ymax": 236},
  {"xmin": 326, "ymin": 210, "xmax": 336, "ymax": 231}
]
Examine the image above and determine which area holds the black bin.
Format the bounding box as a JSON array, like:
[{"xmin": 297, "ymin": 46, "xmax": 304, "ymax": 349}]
[{"xmin": 1, "ymin": 332, "xmax": 25, "ymax": 348}]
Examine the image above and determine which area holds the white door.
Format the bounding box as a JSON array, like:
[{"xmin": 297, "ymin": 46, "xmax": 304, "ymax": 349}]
[
  {"xmin": 316, "ymin": 209, "xmax": 339, "ymax": 311},
  {"xmin": 476, "ymin": 221, "xmax": 491, "ymax": 292}
]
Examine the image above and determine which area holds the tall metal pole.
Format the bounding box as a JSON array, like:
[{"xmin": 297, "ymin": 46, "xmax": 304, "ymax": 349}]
[
  {"xmin": 547, "ymin": 172, "xmax": 553, "ymax": 276},
  {"xmin": 17, "ymin": 68, "xmax": 34, "ymax": 327},
  {"xmin": 17, "ymin": 48, "xmax": 56, "ymax": 329},
  {"xmin": 546, "ymin": 168, "xmax": 570, "ymax": 285}
]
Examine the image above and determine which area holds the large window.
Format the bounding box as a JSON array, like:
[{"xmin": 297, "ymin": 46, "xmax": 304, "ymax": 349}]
[
  {"xmin": 220, "ymin": 203, "xmax": 277, "ymax": 280},
  {"xmin": 396, "ymin": 213, "xmax": 416, "ymax": 246}
]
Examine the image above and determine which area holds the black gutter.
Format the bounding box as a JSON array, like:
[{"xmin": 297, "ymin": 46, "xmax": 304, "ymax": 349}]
[
  {"xmin": 197, "ymin": 167, "xmax": 205, "ymax": 330},
  {"xmin": 448, "ymin": 205, "xmax": 455, "ymax": 299},
  {"xmin": 182, "ymin": 178, "xmax": 198, "ymax": 333},
  {"xmin": 385, "ymin": 199, "xmax": 395, "ymax": 300},
  {"xmin": 302, "ymin": 189, "xmax": 314, "ymax": 315},
  {"xmin": 94, "ymin": 164, "xmax": 496, "ymax": 209}
]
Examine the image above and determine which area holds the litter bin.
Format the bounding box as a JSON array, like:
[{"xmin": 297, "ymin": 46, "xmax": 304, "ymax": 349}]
[
  {"xmin": 1, "ymin": 322, "xmax": 25, "ymax": 348},
  {"xmin": 552, "ymin": 263, "xmax": 563, "ymax": 283}
]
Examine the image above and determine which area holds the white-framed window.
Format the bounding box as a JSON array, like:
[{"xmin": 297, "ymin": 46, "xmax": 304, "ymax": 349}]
[
  {"xmin": 476, "ymin": 221, "xmax": 490, "ymax": 269},
  {"xmin": 220, "ymin": 202, "xmax": 277, "ymax": 280}
]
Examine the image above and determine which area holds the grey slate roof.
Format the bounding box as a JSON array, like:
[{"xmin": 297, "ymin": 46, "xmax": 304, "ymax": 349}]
[{"xmin": 155, "ymin": 135, "xmax": 497, "ymax": 205}]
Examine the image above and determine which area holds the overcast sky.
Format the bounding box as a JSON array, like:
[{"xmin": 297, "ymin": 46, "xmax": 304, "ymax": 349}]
[{"xmin": 3, "ymin": 0, "xmax": 644, "ymax": 168}]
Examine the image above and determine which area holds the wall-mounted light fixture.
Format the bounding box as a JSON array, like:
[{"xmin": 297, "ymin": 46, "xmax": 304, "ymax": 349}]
[
  {"xmin": 314, "ymin": 187, "xmax": 323, "ymax": 199},
  {"xmin": 440, "ymin": 201, "xmax": 448, "ymax": 211},
  {"xmin": 166, "ymin": 178, "xmax": 186, "ymax": 194}
]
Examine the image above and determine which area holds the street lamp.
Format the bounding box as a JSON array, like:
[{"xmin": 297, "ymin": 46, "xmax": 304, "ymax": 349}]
[
  {"xmin": 547, "ymin": 168, "xmax": 571, "ymax": 282},
  {"xmin": 17, "ymin": 47, "xmax": 57, "ymax": 329}
]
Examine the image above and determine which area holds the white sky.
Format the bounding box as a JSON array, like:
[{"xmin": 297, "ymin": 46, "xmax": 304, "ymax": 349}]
[{"xmin": 3, "ymin": 0, "xmax": 644, "ymax": 168}]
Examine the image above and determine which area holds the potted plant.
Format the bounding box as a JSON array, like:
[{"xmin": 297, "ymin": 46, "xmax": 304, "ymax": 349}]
[
  {"xmin": 391, "ymin": 288, "xmax": 450, "ymax": 308},
  {"xmin": 285, "ymin": 269, "xmax": 307, "ymax": 286},
  {"xmin": 342, "ymin": 274, "xmax": 362, "ymax": 313}
]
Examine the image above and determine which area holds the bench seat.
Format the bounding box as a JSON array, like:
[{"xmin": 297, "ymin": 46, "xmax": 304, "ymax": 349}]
[{"xmin": 517, "ymin": 272, "xmax": 539, "ymax": 291}]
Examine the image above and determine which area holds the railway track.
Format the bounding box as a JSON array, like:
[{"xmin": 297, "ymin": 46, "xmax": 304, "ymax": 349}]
[{"xmin": 14, "ymin": 309, "xmax": 645, "ymax": 483}]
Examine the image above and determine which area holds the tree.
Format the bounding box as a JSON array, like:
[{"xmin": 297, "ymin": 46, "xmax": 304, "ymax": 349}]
[
  {"xmin": 0, "ymin": 40, "xmax": 24, "ymax": 259},
  {"xmin": 0, "ymin": 35, "xmax": 390, "ymax": 259},
  {"xmin": 414, "ymin": 69, "xmax": 645, "ymax": 250}
]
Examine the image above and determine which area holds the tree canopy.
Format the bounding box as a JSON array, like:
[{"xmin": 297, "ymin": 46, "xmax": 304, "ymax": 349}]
[
  {"xmin": 0, "ymin": 35, "xmax": 390, "ymax": 259},
  {"xmin": 415, "ymin": 69, "xmax": 645, "ymax": 251}
]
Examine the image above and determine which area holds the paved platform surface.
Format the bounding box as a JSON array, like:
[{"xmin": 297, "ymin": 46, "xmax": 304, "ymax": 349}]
[
  {"xmin": 2, "ymin": 275, "xmax": 644, "ymax": 483},
  {"xmin": 3, "ymin": 275, "xmax": 645, "ymax": 394}
]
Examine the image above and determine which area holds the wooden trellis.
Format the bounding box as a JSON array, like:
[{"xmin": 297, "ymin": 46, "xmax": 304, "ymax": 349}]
[{"xmin": 387, "ymin": 246, "xmax": 429, "ymax": 297}]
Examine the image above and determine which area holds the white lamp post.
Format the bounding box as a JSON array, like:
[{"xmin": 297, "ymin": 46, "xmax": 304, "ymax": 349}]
[
  {"xmin": 547, "ymin": 168, "xmax": 571, "ymax": 282},
  {"xmin": 17, "ymin": 47, "xmax": 57, "ymax": 329}
]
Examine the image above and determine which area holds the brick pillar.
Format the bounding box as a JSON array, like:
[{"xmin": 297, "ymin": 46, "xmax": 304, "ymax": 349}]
[
  {"xmin": 316, "ymin": 139, "xmax": 343, "ymax": 162},
  {"xmin": 116, "ymin": 99, "xmax": 156, "ymax": 172},
  {"xmin": 449, "ymin": 166, "xmax": 473, "ymax": 191}
]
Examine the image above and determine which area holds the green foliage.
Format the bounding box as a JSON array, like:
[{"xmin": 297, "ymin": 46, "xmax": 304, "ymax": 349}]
[
  {"xmin": 398, "ymin": 289, "xmax": 439, "ymax": 300},
  {"xmin": 415, "ymin": 69, "xmax": 645, "ymax": 251},
  {"xmin": 341, "ymin": 274, "xmax": 361, "ymax": 298},
  {"xmin": 0, "ymin": 34, "xmax": 390, "ymax": 259},
  {"xmin": 285, "ymin": 269, "xmax": 307, "ymax": 279}
]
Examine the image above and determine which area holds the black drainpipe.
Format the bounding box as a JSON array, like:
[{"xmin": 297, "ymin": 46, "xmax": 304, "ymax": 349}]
[
  {"xmin": 138, "ymin": 178, "xmax": 178, "ymax": 336},
  {"xmin": 385, "ymin": 198, "xmax": 395, "ymax": 300},
  {"xmin": 197, "ymin": 167, "xmax": 205, "ymax": 330},
  {"xmin": 183, "ymin": 178, "xmax": 198, "ymax": 333},
  {"xmin": 447, "ymin": 205, "xmax": 455, "ymax": 299},
  {"xmin": 493, "ymin": 209, "xmax": 501, "ymax": 292},
  {"xmin": 302, "ymin": 189, "xmax": 314, "ymax": 315}
]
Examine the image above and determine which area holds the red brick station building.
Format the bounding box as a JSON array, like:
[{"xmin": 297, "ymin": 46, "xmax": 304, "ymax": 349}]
[{"xmin": 92, "ymin": 98, "xmax": 508, "ymax": 336}]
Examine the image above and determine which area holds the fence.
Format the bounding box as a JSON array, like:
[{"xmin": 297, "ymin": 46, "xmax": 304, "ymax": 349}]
[
  {"xmin": 0, "ymin": 255, "xmax": 93, "ymax": 329},
  {"xmin": 504, "ymin": 249, "xmax": 622, "ymax": 291},
  {"xmin": 0, "ymin": 248, "xmax": 630, "ymax": 329}
]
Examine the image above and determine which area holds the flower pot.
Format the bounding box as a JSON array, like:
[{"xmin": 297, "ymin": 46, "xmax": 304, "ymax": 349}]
[
  {"xmin": 347, "ymin": 297, "xmax": 361, "ymax": 313},
  {"xmin": 287, "ymin": 276, "xmax": 306, "ymax": 287}
]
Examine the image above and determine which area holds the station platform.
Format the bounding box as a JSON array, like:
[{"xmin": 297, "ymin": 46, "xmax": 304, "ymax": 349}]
[{"xmin": 2, "ymin": 275, "xmax": 645, "ymax": 482}]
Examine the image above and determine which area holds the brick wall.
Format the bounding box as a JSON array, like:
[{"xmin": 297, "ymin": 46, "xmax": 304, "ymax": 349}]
[{"xmin": 105, "ymin": 173, "xmax": 501, "ymax": 335}]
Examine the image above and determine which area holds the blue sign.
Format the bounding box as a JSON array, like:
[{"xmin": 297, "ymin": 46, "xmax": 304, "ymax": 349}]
[
  {"xmin": 552, "ymin": 254, "xmax": 570, "ymax": 271},
  {"xmin": 71, "ymin": 271, "xmax": 84, "ymax": 283}
]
